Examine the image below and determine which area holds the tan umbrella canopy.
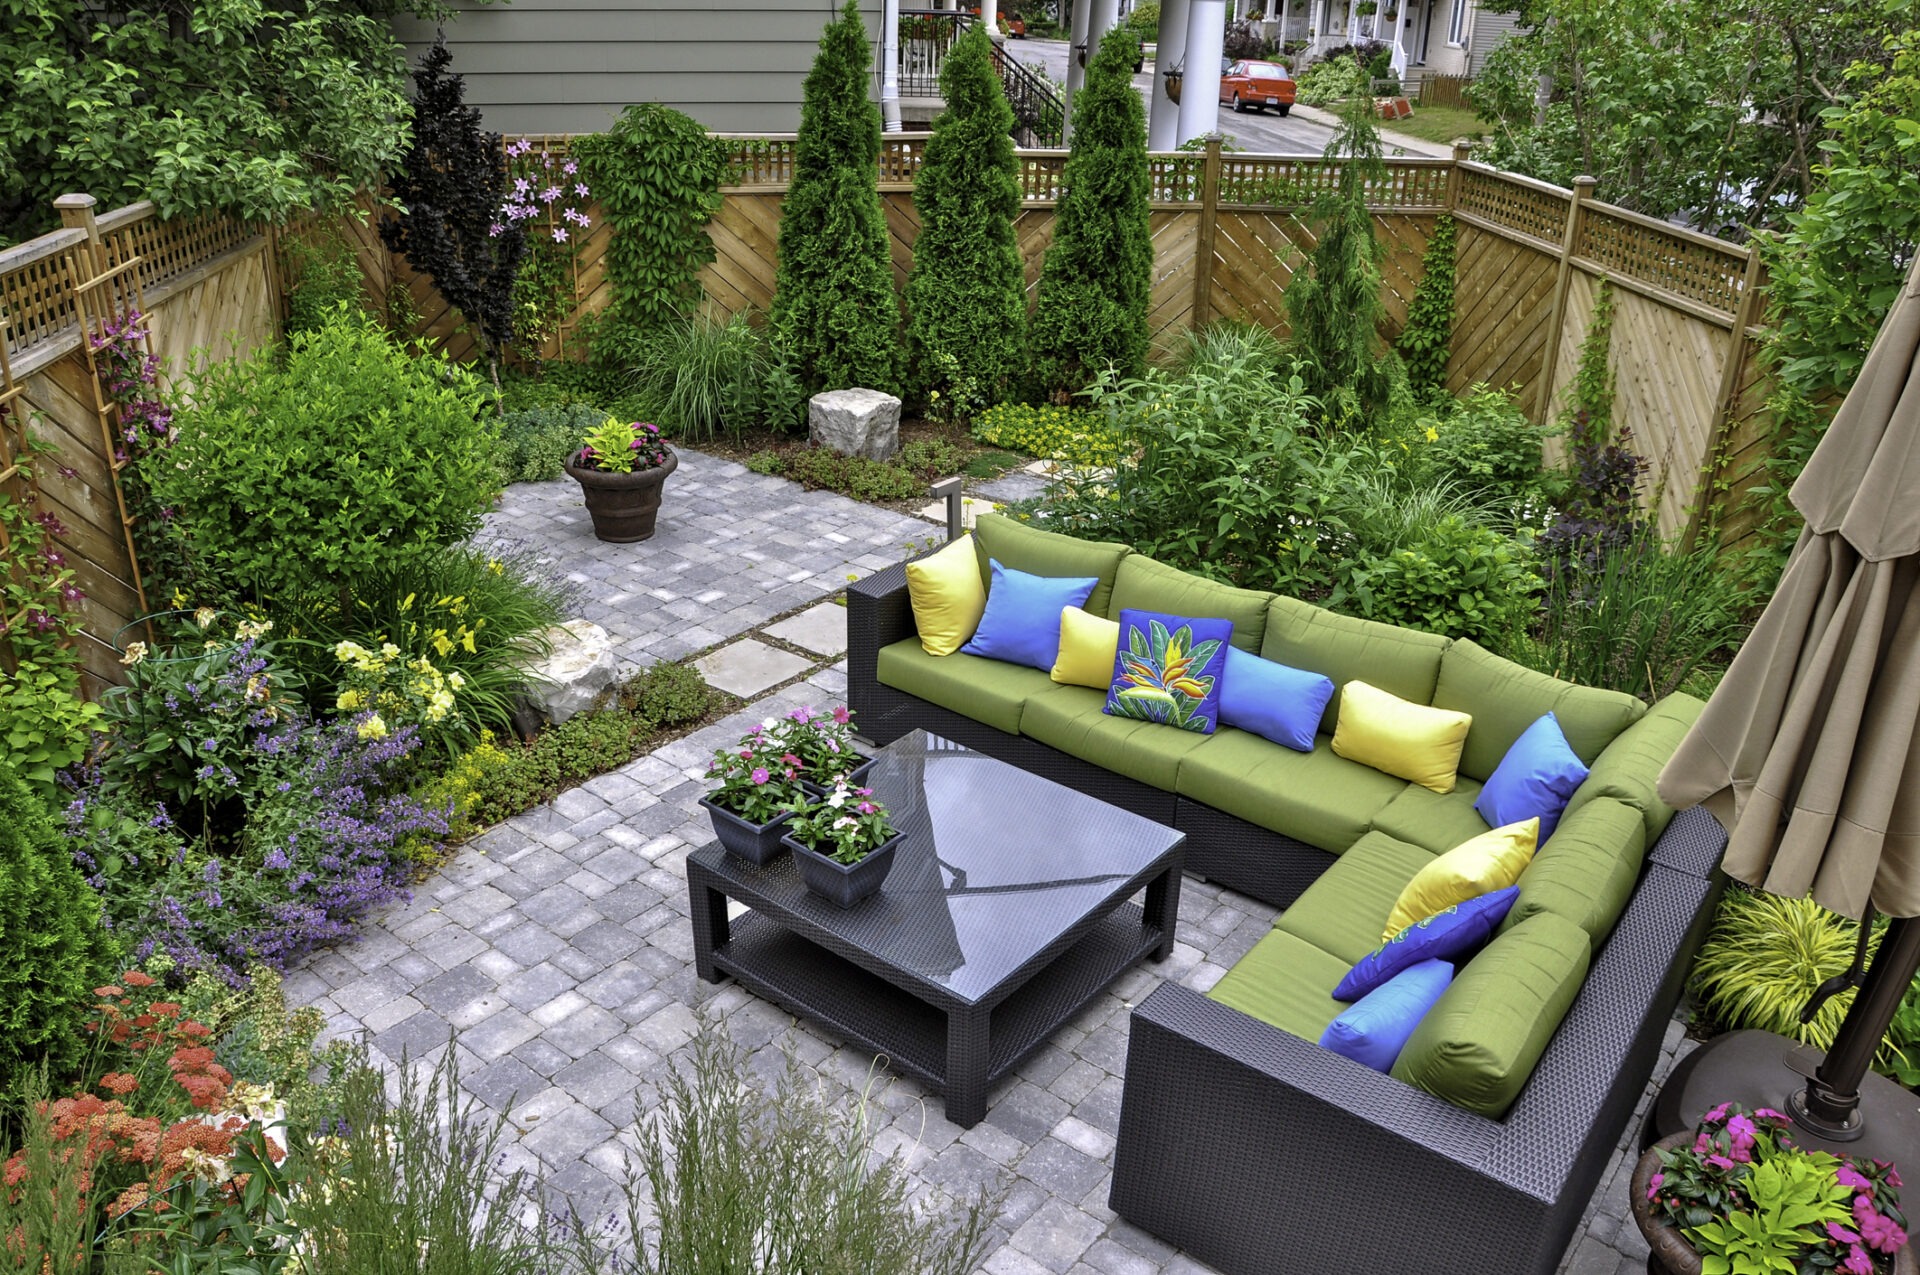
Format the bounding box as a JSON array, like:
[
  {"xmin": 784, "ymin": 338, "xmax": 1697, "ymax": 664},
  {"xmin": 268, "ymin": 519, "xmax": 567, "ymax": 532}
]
[{"xmin": 1658, "ymin": 253, "xmax": 1920, "ymax": 920}]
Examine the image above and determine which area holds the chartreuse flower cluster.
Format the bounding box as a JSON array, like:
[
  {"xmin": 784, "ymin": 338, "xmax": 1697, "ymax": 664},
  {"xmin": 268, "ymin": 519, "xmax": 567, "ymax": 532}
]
[
  {"xmin": 971, "ymin": 403, "xmax": 1126, "ymax": 469},
  {"xmin": 332, "ymin": 638, "xmax": 465, "ymax": 742}
]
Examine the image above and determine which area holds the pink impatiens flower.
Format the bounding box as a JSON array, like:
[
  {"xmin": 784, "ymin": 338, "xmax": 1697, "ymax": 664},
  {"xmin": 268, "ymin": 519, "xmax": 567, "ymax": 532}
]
[
  {"xmin": 751, "ymin": 767, "xmax": 770, "ymax": 785},
  {"xmin": 1645, "ymin": 1172, "xmax": 1664, "ymax": 1202},
  {"xmin": 832, "ymin": 705, "xmax": 852, "ymax": 725},
  {"xmin": 1844, "ymin": 1244, "xmax": 1876, "ymax": 1275},
  {"xmin": 1838, "ymin": 1164, "xmax": 1873, "ymax": 1192}
]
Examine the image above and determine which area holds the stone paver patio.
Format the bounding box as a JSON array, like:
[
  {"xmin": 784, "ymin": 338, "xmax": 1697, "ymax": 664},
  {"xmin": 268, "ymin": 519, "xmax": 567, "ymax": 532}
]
[{"xmin": 287, "ymin": 447, "xmax": 1689, "ymax": 1274}]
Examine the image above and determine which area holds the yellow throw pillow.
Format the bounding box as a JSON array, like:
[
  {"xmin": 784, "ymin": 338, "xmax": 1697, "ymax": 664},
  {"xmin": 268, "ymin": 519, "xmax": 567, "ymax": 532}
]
[
  {"xmin": 905, "ymin": 535, "xmax": 988, "ymax": 657},
  {"xmin": 1051, "ymin": 606, "xmax": 1121, "ymax": 688},
  {"xmin": 1332, "ymin": 679, "xmax": 1473, "ymax": 794},
  {"xmin": 1383, "ymin": 819, "xmax": 1540, "ymax": 940}
]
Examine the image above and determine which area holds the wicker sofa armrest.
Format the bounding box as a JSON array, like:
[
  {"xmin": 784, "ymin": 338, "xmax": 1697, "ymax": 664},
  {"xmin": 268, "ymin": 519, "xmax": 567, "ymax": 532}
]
[
  {"xmin": 847, "ymin": 560, "xmax": 916, "ymax": 730},
  {"xmin": 1645, "ymin": 804, "xmax": 1728, "ymax": 880},
  {"xmin": 1110, "ymin": 859, "xmax": 1720, "ymax": 1275}
]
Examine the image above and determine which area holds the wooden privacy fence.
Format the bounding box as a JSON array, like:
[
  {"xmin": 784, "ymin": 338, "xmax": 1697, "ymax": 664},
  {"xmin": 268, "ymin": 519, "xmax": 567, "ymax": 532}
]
[
  {"xmin": 0, "ymin": 196, "xmax": 278, "ymax": 693},
  {"xmin": 340, "ymin": 132, "xmax": 1773, "ymax": 551}
]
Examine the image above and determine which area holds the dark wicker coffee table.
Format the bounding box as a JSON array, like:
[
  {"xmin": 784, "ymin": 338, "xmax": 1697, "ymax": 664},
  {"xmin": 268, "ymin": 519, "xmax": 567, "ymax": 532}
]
[{"xmin": 687, "ymin": 729, "xmax": 1186, "ymax": 1127}]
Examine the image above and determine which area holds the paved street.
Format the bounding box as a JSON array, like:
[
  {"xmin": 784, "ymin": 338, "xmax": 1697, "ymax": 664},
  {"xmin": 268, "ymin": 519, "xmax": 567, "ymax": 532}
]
[{"xmin": 1005, "ymin": 36, "xmax": 1448, "ymax": 157}]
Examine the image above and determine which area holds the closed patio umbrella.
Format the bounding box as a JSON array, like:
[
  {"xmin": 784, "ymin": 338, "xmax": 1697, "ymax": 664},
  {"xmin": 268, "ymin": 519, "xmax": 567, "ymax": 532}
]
[{"xmin": 1653, "ymin": 253, "xmax": 1920, "ymax": 1160}]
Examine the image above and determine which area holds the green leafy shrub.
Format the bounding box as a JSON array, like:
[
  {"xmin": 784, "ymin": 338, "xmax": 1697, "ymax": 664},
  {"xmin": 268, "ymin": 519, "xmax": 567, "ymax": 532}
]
[
  {"xmin": 499, "ymin": 403, "xmax": 600, "ymax": 483},
  {"xmin": 1409, "ymin": 386, "xmax": 1545, "ymax": 502},
  {"xmin": 904, "ymin": 24, "xmax": 1027, "ymax": 407},
  {"xmin": 770, "ymin": 0, "xmax": 900, "ymax": 396},
  {"xmin": 0, "ymin": 660, "xmax": 103, "ymax": 794},
  {"xmin": 153, "ymin": 309, "xmax": 500, "ymax": 606},
  {"xmin": 1166, "ymin": 320, "xmax": 1284, "ymax": 377},
  {"xmin": 280, "ymin": 229, "xmax": 369, "ymax": 338},
  {"xmin": 1027, "ymin": 26, "xmax": 1153, "ymax": 399},
  {"xmin": 1531, "ymin": 535, "xmax": 1746, "ymax": 702},
  {"xmin": 0, "ymin": 755, "xmax": 116, "ymax": 1106},
  {"xmin": 1396, "ymin": 214, "xmax": 1456, "ymax": 397},
  {"xmin": 631, "ymin": 659, "xmax": 717, "ymax": 729},
  {"xmin": 1343, "ymin": 513, "xmax": 1540, "ymax": 648},
  {"xmin": 573, "ymin": 103, "xmax": 728, "ymax": 365},
  {"xmin": 1295, "ymin": 56, "xmax": 1368, "ymax": 105},
  {"xmin": 898, "ymin": 436, "xmax": 965, "ymax": 477},
  {"xmin": 971, "ymin": 403, "xmax": 1126, "ymax": 467},
  {"xmin": 744, "ymin": 450, "xmax": 785, "ymax": 475},
  {"xmin": 785, "ymin": 449, "xmax": 925, "ymax": 503},
  {"xmin": 1123, "ymin": 0, "xmax": 1160, "ymax": 39}
]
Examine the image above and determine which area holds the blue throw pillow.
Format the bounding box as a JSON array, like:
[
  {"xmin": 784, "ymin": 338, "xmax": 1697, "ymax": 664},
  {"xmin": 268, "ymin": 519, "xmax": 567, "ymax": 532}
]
[
  {"xmin": 1476, "ymin": 712, "xmax": 1591, "ymax": 844},
  {"xmin": 1218, "ymin": 647, "xmax": 1335, "ymax": 752},
  {"xmin": 1334, "ymin": 886, "xmax": 1519, "ymax": 1000},
  {"xmin": 1104, "ymin": 609, "xmax": 1233, "ymax": 734},
  {"xmin": 1320, "ymin": 958, "xmax": 1454, "ymax": 1072},
  {"xmin": 960, "ymin": 560, "xmax": 1098, "ymax": 672}
]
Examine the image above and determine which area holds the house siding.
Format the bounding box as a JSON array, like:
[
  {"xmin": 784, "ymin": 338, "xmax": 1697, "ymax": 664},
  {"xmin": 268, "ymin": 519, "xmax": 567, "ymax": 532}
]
[
  {"xmin": 393, "ymin": 0, "xmax": 887, "ymax": 135},
  {"xmin": 1465, "ymin": 3, "xmax": 1521, "ymax": 74}
]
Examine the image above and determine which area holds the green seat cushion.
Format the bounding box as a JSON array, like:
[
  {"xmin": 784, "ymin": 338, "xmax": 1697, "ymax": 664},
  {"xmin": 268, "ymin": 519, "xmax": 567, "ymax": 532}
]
[
  {"xmin": 1503, "ymin": 797, "xmax": 1646, "ymax": 945},
  {"xmin": 1207, "ymin": 929, "xmax": 1353, "ymax": 1041},
  {"xmin": 1391, "ymin": 912, "xmax": 1591, "ymax": 1118},
  {"xmin": 1432, "ymin": 639, "xmax": 1649, "ymax": 781},
  {"xmin": 1274, "ymin": 831, "xmax": 1436, "ymax": 965},
  {"xmin": 1108, "ymin": 555, "xmax": 1273, "ymax": 653},
  {"xmin": 972, "ymin": 513, "xmax": 1131, "ymax": 618},
  {"xmin": 1563, "ymin": 693, "xmax": 1705, "ymax": 842},
  {"xmin": 1019, "ymin": 685, "xmax": 1215, "ymax": 790},
  {"xmin": 1262, "ymin": 596, "xmax": 1451, "ymax": 735},
  {"xmin": 1176, "ymin": 728, "xmax": 1408, "ymax": 853},
  {"xmin": 876, "ymin": 639, "xmax": 1058, "ymax": 736},
  {"xmin": 1368, "ymin": 779, "xmax": 1492, "ymax": 855}
]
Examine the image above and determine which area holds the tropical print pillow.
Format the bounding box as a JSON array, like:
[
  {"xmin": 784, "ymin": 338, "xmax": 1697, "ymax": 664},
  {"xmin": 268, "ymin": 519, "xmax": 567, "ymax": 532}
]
[{"xmin": 1103, "ymin": 609, "xmax": 1233, "ymax": 734}]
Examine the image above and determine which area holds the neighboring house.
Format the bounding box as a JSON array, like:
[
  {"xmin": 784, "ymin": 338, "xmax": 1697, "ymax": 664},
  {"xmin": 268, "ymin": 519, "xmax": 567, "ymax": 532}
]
[
  {"xmin": 392, "ymin": 0, "xmax": 885, "ymax": 136},
  {"xmin": 1298, "ymin": 0, "xmax": 1520, "ymax": 79}
]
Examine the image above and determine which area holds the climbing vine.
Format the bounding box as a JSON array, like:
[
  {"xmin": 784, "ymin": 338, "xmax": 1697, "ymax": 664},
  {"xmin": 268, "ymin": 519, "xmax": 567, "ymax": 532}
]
[
  {"xmin": 1563, "ymin": 279, "xmax": 1617, "ymax": 452},
  {"xmin": 572, "ymin": 104, "xmax": 728, "ymax": 369},
  {"xmin": 1396, "ymin": 214, "xmax": 1456, "ymax": 399}
]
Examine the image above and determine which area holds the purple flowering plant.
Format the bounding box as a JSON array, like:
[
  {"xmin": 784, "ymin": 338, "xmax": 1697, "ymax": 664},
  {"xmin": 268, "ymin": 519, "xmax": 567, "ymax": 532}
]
[
  {"xmin": 500, "ymin": 137, "xmax": 592, "ymax": 352},
  {"xmin": 705, "ymin": 724, "xmax": 804, "ymax": 825},
  {"xmin": 772, "ymin": 704, "xmax": 863, "ymax": 784},
  {"xmin": 785, "ymin": 781, "xmax": 895, "ymax": 865},
  {"xmin": 577, "ymin": 416, "xmax": 670, "ymax": 474},
  {"xmin": 1647, "ymin": 1103, "xmax": 1907, "ymax": 1274}
]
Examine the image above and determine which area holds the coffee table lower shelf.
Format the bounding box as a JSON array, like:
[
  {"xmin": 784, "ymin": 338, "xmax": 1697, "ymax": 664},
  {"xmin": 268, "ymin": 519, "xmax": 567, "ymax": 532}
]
[{"xmin": 709, "ymin": 904, "xmax": 1161, "ymax": 1127}]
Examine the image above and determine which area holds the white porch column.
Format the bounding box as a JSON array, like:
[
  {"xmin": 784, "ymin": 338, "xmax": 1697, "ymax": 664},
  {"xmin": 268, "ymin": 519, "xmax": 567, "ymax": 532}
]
[
  {"xmin": 1064, "ymin": 0, "xmax": 1093, "ymax": 138},
  {"xmin": 1148, "ymin": 0, "xmax": 1192, "ymax": 149},
  {"xmin": 1175, "ymin": 0, "xmax": 1226, "ymax": 146},
  {"xmin": 1278, "ymin": 0, "xmax": 1291, "ymax": 46},
  {"xmin": 1390, "ymin": 0, "xmax": 1408, "ymax": 74},
  {"xmin": 882, "ymin": 0, "xmax": 903, "ymax": 131},
  {"xmin": 982, "ymin": 0, "xmax": 1001, "ymax": 39}
]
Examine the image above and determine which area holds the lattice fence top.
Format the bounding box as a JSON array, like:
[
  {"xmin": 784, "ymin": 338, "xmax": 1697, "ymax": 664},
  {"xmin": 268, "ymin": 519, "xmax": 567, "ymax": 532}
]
[
  {"xmin": 0, "ymin": 231, "xmax": 88, "ymax": 372},
  {"xmin": 1455, "ymin": 165, "xmax": 1571, "ymax": 249},
  {"xmin": 1575, "ymin": 205, "xmax": 1748, "ymax": 319},
  {"xmin": 100, "ymin": 206, "xmax": 257, "ymax": 302}
]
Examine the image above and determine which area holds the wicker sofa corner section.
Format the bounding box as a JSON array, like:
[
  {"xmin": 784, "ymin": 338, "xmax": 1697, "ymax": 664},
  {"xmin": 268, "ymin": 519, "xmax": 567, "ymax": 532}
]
[{"xmin": 846, "ymin": 558, "xmax": 1730, "ymax": 1275}]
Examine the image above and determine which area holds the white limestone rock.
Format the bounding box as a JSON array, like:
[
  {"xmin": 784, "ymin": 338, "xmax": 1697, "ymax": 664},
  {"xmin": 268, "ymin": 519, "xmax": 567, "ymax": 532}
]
[
  {"xmin": 808, "ymin": 387, "xmax": 902, "ymax": 461},
  {"xmin": 517, "ymin": 619, "xmax": 619, "ymax": 727}
]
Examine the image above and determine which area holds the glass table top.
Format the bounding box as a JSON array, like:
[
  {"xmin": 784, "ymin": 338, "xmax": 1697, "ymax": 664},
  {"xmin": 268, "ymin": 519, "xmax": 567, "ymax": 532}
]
[{"xmin": 705, "ymin": 730, "xmax": 1185, "ymax": 1004}]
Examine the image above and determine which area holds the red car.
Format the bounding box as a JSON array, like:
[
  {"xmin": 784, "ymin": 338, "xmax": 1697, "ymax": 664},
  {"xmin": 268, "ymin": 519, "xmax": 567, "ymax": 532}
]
[{"xmin": 1219, "ymin": 60, "xmax": 1295, "ymax": 115}]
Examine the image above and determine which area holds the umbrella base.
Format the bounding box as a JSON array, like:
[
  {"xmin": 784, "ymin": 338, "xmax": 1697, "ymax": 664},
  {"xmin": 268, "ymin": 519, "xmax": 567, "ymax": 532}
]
[{"xmin": 1647, "ymin": 1029, "xmax": 1920, "ymax": 1166}]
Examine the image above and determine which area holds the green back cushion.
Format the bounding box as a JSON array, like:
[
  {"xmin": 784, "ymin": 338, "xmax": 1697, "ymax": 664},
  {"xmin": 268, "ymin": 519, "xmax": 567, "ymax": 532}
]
[
  {"xmin": 1391, "ymin": 911, "xmax": 1591, "ymax": 1118},
  {"xmin": 1563, "ymin": 693, "xmax": 1705, "ymax": 842},
  {"xmin": 972, "ymin": 513, "xmax": 1131, "ymax": 619},
  {"xmin": 1368, "ymin": 781, "xmax": 1492, "ymax": 856},
  {"xmin": 1502, "ymin": 797, "xmax": 1647, "ymax": 945},
  {"xmin": 1274, "ymin": 831, "xmax": 1436, "ymax": 966},
  {"xmin": 1432, "ymin": 639, "xmax": 1648, "ymax": 781},
  {"xmin": 1107, "ymin": 555, "xmax": 1274, "ymax": 653},
  {"xmin": 1262, "ymin": 596, "xmax": 1451, "ymax": 735}
]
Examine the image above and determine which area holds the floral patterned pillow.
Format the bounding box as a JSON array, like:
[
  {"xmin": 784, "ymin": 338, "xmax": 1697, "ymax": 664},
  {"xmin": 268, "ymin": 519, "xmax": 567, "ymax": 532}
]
[{"xmin": 1103, "ymin": 609, "xmax": 1233, "ymax": 734}]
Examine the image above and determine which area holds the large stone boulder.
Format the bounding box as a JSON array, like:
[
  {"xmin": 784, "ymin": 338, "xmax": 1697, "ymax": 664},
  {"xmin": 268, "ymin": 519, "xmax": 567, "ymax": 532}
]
[
  {"xmin": 809, "ymin": 387, "xmax": 902, "ymax": 461},
  {"xmin": 513, "ymin": 619, "xmax": 620, "ymax": 730}
]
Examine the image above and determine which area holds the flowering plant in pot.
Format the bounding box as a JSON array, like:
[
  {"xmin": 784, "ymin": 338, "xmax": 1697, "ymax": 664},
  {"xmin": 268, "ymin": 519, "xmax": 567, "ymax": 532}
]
[
  {"xmin": 774, "ymin": 704, "xmax": 871, "ymax": 793},
  {"xmin": 1633, "ymin": 1103, "xmax": 1912, "ymax": 1275},
  {"xmin": 700, "ymin": 730, "xmax": 805, "ymax": 865},
  {"xmin": 565, "ymin": 416, "xmax": 677, "ymax": 543},
  {"xmin": 781, "ymin": 782, "xmax": 901, "ymax": 908}
]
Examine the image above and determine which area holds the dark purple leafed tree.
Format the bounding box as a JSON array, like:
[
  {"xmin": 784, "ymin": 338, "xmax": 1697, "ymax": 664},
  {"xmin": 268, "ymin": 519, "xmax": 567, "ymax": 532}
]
[{"xmin": 380, "ymin": 35, "xmax": 526, "ymax": 395}]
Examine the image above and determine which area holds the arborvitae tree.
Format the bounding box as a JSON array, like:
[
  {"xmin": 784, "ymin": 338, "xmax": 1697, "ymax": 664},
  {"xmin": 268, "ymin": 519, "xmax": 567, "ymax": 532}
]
[
  {"xmin": 1285, "ymin": 92, "xmax": 1395, "ymax": 422},
  {"xmin": 903, "ymin": 24, "xmax": 1028, "ymax": 409},
  {"xmin": 770, "ymin": 0, "xmax": 898, "ymax": 396},
  {"xmin": 1396, "ymin": 213, "xmax": 1456, "ymax": 398},
  {"xmin": 0, "ymin": 759, "xmax": 115, "ymax": 1104},
  {"xmin": 380, "ymin": 37, "xmax": 527, "ymax": 395},
  {"xmin": 1027, "ymin": 26, "xmax": 1153, "ymax": 400}
]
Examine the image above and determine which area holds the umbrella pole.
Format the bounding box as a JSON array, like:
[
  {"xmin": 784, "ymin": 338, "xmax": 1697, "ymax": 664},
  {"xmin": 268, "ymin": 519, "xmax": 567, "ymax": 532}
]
[{"xmin": 1792, "ymin": 915, "xmax": 1920, "ymax": 1141}]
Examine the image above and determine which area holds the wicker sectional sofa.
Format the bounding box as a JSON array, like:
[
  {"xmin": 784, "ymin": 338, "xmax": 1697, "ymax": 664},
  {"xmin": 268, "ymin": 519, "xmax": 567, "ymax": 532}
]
[{"xmin": 846, "ymin": 514, "xmax": 1727, "ymax": 1275}]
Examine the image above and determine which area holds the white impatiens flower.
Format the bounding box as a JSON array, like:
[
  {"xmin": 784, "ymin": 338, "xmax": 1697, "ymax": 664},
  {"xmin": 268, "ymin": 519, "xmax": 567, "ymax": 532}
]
[
  {"xmin": 119, "ymin": 641, "xmax": 148, "ymax": 666},
  {"xmin": 833, "ymin": 816, "xmax": 858, "ymax": 831},
  {"xmin": 827, "ymin": 791, "xmax": 847, "ymax": 808}
]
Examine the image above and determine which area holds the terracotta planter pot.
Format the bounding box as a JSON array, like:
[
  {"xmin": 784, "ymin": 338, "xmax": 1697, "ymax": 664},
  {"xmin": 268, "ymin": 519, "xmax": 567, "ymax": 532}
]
[
  {"xmin": 1631, "ymin": 1132, "xmax": 1919, "ymax": 1275},
  {"xmin": 566, "ymin": 447, "xmax": 677, "ymax": 543}
]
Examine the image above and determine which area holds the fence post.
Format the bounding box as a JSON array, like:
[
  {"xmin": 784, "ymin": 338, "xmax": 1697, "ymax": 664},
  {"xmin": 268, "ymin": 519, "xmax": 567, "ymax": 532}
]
[
  {"xmin": 1681, "ymin": 241, "xmax": 1769, "ymax": 554},
  {"xmin": 1532, "ymin": 173, "xmax": 1595, "ymax": 425},
  {"xmin": 1191, "ymin": 134, "xmax": 1224, "ymax": 331},
  {"xmin": 53, "ymin": 193, "xmax": 105, "ymax": 282},
  {"xmin": 1446, "ymin": 140, "xmax": 1471, "ymax": 210}
]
